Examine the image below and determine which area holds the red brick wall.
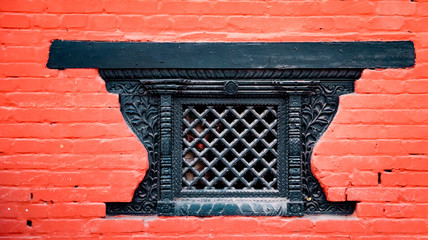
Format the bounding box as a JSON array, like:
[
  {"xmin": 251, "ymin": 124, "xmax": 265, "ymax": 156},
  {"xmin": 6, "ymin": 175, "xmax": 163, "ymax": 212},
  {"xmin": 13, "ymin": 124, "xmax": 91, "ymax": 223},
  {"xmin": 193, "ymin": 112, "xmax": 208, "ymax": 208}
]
[{"xmin": 1, "ymin": 0, "xmax": 427, "ymax": 239}]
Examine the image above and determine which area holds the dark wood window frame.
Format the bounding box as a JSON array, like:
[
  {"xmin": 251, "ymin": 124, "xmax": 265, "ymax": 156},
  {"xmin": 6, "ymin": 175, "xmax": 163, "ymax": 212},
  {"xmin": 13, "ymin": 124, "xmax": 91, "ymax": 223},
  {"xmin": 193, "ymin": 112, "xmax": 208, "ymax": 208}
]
[{"xmin": 47, "ymin": 41, "xmax": 414, "ymax": 216}]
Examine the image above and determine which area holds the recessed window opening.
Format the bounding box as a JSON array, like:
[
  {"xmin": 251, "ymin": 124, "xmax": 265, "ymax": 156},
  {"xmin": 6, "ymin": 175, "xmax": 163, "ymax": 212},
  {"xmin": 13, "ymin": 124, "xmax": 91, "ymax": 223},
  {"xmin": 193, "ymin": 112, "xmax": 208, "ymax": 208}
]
[{"xmin": 181, "ymin": 104, "xmax": 279, "ymax": 191}]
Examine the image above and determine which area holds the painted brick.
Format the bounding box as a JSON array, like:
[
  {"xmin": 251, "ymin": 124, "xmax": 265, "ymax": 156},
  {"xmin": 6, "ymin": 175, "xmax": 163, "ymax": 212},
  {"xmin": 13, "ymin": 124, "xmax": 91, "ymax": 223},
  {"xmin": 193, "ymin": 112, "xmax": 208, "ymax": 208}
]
[
  {"xmin": 88, "ymin": 15, "xmax": 118, "ymax": 31},
  {"xmin": 416, "ymin": 3, "xmax": 428, "ymax": 17},
  {"xmin": 19, "ymin": 204, "xmax": 49, "ymax": 219},
  {"xmin": 0, "ymin": 187, "xmax": 31, "ymax": 202},
  {"xmin": 85, "ymin": 189, "xmax": 129, "ymax": 202},
  {"xmin": 400, "ymin": 188, "xmax": 428, "ymax": 202},
  {"xmin": 340, "ymin": 94, "xmax": 428, "ymax": 109},
  {"xmin": 198, "ymin": 217, "xmax": 262, "ymax": 233},
  {"xmin": 394, "ymin": 156, "xmax": 428, "ymax": 171},
  {"xmin": 368, "ymin": 17, "xmax": 405, "ymax": 30},
  {"xmin": 33, "ymin": 219, "xmax": 88, "ymax": 233},
  {"xmin": 228, "ymin": 16, "xmax": 305, "ymax": 33},
  {"xmin": 159, "ymin": 1, "xmax": 212, "ymax": 15},
  {"xmin": 356, "ymin": 203, "xmax": 385, "ymax": 218},
  {"xmin": 87, "ymin": 219, "xmax": 145, "ymax": 233},
  {"xmin": 33, "ymin": 14, "xmax": 61, "ymax": 29},
  {"xmin": 334, "ymin": 17, "xmax": 366, "ymax": 31},
  {"xmin": 0, "ymin": 47, "xmax": 45, "ymax": 63},
  {"xmin": 0, "ymin": 0, "xmax": 427, "ymax": 239},
  {"xmin": 318, "ymin": 173, "xmax": 350, "ymax": 187},
  {"xmin": 328, "ymin": 125, "xmax": 428, "ymax": 140},
  {"xmin": 384, "ymin": 203, "xmax": 428, "ymax": 218},
  {"xmin": 356, "ymin": 80, "xmax": 405, "ymax": 94},
  {"xmin": 370, "ymin": 219, "xmax": 428, "ymax": 233},
  {"xmin": 46, "ymin": 0, "xmax": 103, "ymax": 13},
  {"xmin": 0, "ymin": 30, "xmax": 43, "ymax": 45},
  {"xmin": 382, "ymin": 172, "xmax": 428, "ymax": 187},
  {"xmin": 268, "ymin": 2, "xmax": 321, "ymax": 16},
  {"xmin": 346, "ymin": 187, "xmax": 401, "ymax": 202},
  {"xmin": 315, "ymin": 220, "xmax": 367, "ymax": 233},
  {"xmin": 258, "ymin": 218, "xmax": 314, "ymax": 233},
  {"xmin": 326, "ymin": 187, "xmax": 347, "ymax": 202},
  {"xmin": 118, "ymin": 16, "xmax": 145, "ymax": 32},
  {"xmin": 61, "ymin": 14, "xmax": 88, "ymax": 29},
  {"xmin": 144, "ymin": 16, "xmax": 174, "ymax": 30},
  {"xmin": 356, "ymin": 236, "xmax": 420, "ymax": 240},
  {"xmin": 0, "ymin": 219, "xmax": 29, "ymax": 233},
  {"xmin": 0, "ymin": 14, "xmax": 31, "ymax": 29},
  {"xmin": 104, "ymin": 0, "xmax": 158, "ymax": 14},
  {"xmin": 0, "ymin": 63, "xmax": 56, "ymax": 78},
  {"xmin": 0, "ymin": 171, "xmax": 20, "ymax": 186},
  {"xmin": 314, "ymin": 139, "xmax": 377, "ymax": 156},
  {"xmin": 0, "ymin": 0, "xmax": 46, "ymax": 13},
  {"xmin": 407, "ymin": 17, "xmax": 428, "ymax": 32},
  {"xmin": 32, "ymin": 188, "xmax": 87, "ymax": 202},
  {"xmin": 405, "ymin": 80, "xmax": 428, "ymax": 94},
  {"xmin": 351, "ymin": 172, "xmax": 379, "ymax": 187},
  {"xmin": 212, "ymin": 2, "xmax": 267, "ymax": 15},
  {"xmin": 171, "ymin": 15, "xmax": 200, "ymax": 30},
  {"xmin": 334, "ymin": 109, "xmax": 428, "ymax": 125},
  {"xmin": 376, "ymin": 2, "xmax": 416, "ymax": 16},
  {"xmin": 77, "ymin": 203, "xmax": 106, "ymax": 218},
  {"xmin": 320, "ymin": 1, "xmax": 376, "ymax": 15},
  {"xmin": 199, "ymin": 16, "xmax": 229, "ymax": 30}
]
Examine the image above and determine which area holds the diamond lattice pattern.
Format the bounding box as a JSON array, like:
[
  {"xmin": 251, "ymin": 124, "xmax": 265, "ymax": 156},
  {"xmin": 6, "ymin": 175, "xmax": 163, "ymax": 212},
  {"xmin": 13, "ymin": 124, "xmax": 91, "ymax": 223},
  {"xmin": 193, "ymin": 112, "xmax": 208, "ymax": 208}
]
[{"xmin": 182, "ymin": 104, "xmax": 278, "ymax": 190}]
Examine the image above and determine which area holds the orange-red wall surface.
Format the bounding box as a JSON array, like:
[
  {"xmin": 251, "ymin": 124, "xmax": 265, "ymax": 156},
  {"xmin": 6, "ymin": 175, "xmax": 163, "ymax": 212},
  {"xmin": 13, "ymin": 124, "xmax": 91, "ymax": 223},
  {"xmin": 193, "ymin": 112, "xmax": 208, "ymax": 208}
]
[{"xmin": 1, "ymin": 0, "xmax": 428, "ymax": 239}]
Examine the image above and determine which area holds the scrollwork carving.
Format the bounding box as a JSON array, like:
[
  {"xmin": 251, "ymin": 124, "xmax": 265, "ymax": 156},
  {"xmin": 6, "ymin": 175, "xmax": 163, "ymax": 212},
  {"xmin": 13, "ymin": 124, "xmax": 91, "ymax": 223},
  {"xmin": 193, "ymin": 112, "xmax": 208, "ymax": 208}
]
[
  {"xmin": 106, "ymin": 94, "xmax": 160, "ymax": 215},
  {"xmin": 301, "ymin": 82, "xmax": 356, "ymax": 215},
  {"xmin": 105, "ymin": 81, "xmax": 146, "ymax": 95}
]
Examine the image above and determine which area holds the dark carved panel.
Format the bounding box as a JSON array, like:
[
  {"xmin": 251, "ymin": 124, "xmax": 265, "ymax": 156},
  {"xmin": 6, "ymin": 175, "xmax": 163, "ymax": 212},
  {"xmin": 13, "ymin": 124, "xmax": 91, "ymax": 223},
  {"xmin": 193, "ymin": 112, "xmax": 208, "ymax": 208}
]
[
  {"xmin": 106, "ymin": 94, "xmax": 160, "ymax": 215},
  {"xmin": 301, "ymin": 82, "xmax": 356, "ymax": 214},
  {"xmin": 174, "ymin": 199, "xmax": 288, "ymax": 216}
]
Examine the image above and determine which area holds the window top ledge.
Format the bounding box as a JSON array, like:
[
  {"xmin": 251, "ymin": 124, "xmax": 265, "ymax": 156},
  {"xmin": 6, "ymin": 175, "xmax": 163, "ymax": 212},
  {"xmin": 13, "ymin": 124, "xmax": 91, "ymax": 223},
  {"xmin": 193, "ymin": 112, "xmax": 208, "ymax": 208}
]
[{"xmin": 47, "ymin": 40, "xmax": 415, "ymax": 70}]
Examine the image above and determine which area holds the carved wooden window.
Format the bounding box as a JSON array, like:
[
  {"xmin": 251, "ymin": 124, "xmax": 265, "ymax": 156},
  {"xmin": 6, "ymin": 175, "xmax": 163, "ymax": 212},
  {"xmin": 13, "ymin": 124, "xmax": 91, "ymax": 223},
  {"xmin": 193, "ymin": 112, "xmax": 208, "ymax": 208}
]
[
  {"xmin": 47, "ymin": 41, "xmax": 415, "ymax": 216},
  {"xmin": 179, "ymin": 101, "xmax": 282, "ymax": 192}
]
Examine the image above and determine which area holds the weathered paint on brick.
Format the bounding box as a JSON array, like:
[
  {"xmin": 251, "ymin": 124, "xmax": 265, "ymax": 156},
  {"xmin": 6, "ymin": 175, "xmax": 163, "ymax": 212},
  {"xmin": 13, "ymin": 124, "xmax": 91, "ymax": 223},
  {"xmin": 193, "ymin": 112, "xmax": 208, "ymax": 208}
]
[{"xmin": 0, "ymin": 0, "xmax": 427, "ymax": 239}]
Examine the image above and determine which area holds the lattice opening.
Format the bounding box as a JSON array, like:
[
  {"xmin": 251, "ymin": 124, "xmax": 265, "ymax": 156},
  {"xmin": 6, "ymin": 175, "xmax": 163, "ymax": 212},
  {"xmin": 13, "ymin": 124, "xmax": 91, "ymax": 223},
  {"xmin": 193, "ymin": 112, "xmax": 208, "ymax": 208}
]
[{"xmin": 182, "ymin": 104, "xmax": 279, "ymax": 190}]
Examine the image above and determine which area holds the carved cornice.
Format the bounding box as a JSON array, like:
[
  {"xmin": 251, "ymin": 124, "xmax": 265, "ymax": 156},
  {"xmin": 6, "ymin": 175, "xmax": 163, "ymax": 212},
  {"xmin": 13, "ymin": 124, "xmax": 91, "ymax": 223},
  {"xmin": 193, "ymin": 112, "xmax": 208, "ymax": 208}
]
[
  {"xmin": 101, "ymin": 69, "xmax": 363, "ymax": 96},
  {"xmin": 99, "ymin": 68, "xmax": 363, "ymax": 80}
]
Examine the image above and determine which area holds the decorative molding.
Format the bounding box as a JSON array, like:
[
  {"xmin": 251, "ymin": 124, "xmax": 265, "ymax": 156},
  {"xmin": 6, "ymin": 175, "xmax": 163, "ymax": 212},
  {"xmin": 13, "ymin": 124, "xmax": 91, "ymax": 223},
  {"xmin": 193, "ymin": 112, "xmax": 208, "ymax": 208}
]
[
  {"xmin": 158, "ymin": 95, "xmax": 174, "ymax": 214},
  {"xmin": 105, "ymin": 81, "xmax": 145, "ymax": 95},
  {"xmin": 174, "ymin": 199, "xmax": 288, "ymax": 216},
  {"xmin": 101, "ymin": 69, "xmax": 361, "ymax": 96},
  {"xmin": 287, "ymin": 94, "xmax": 303, "ymax": 216},
  {"xmin": 99, "ymin": 68, "xmax": 363, "ymax": 80},
  {"xmin": 223, "ymin": 80, "xmax": 238, "ymax": 95}
]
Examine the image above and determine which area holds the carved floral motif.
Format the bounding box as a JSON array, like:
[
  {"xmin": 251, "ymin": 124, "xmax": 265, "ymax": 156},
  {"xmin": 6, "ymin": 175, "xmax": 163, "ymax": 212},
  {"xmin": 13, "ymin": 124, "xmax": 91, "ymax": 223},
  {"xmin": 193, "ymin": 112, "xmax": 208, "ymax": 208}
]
[{"xmin": 106, "ymin": 94, "xmax": 160, "ymax": 215}]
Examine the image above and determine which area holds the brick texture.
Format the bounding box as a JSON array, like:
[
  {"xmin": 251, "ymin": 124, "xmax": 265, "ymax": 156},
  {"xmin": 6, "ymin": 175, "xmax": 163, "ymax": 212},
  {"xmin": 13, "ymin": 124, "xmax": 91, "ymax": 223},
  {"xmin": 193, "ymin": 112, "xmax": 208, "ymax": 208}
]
[{"xmin": 0, "ymin": 0, "xmax": 427, "ymax": 239}]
